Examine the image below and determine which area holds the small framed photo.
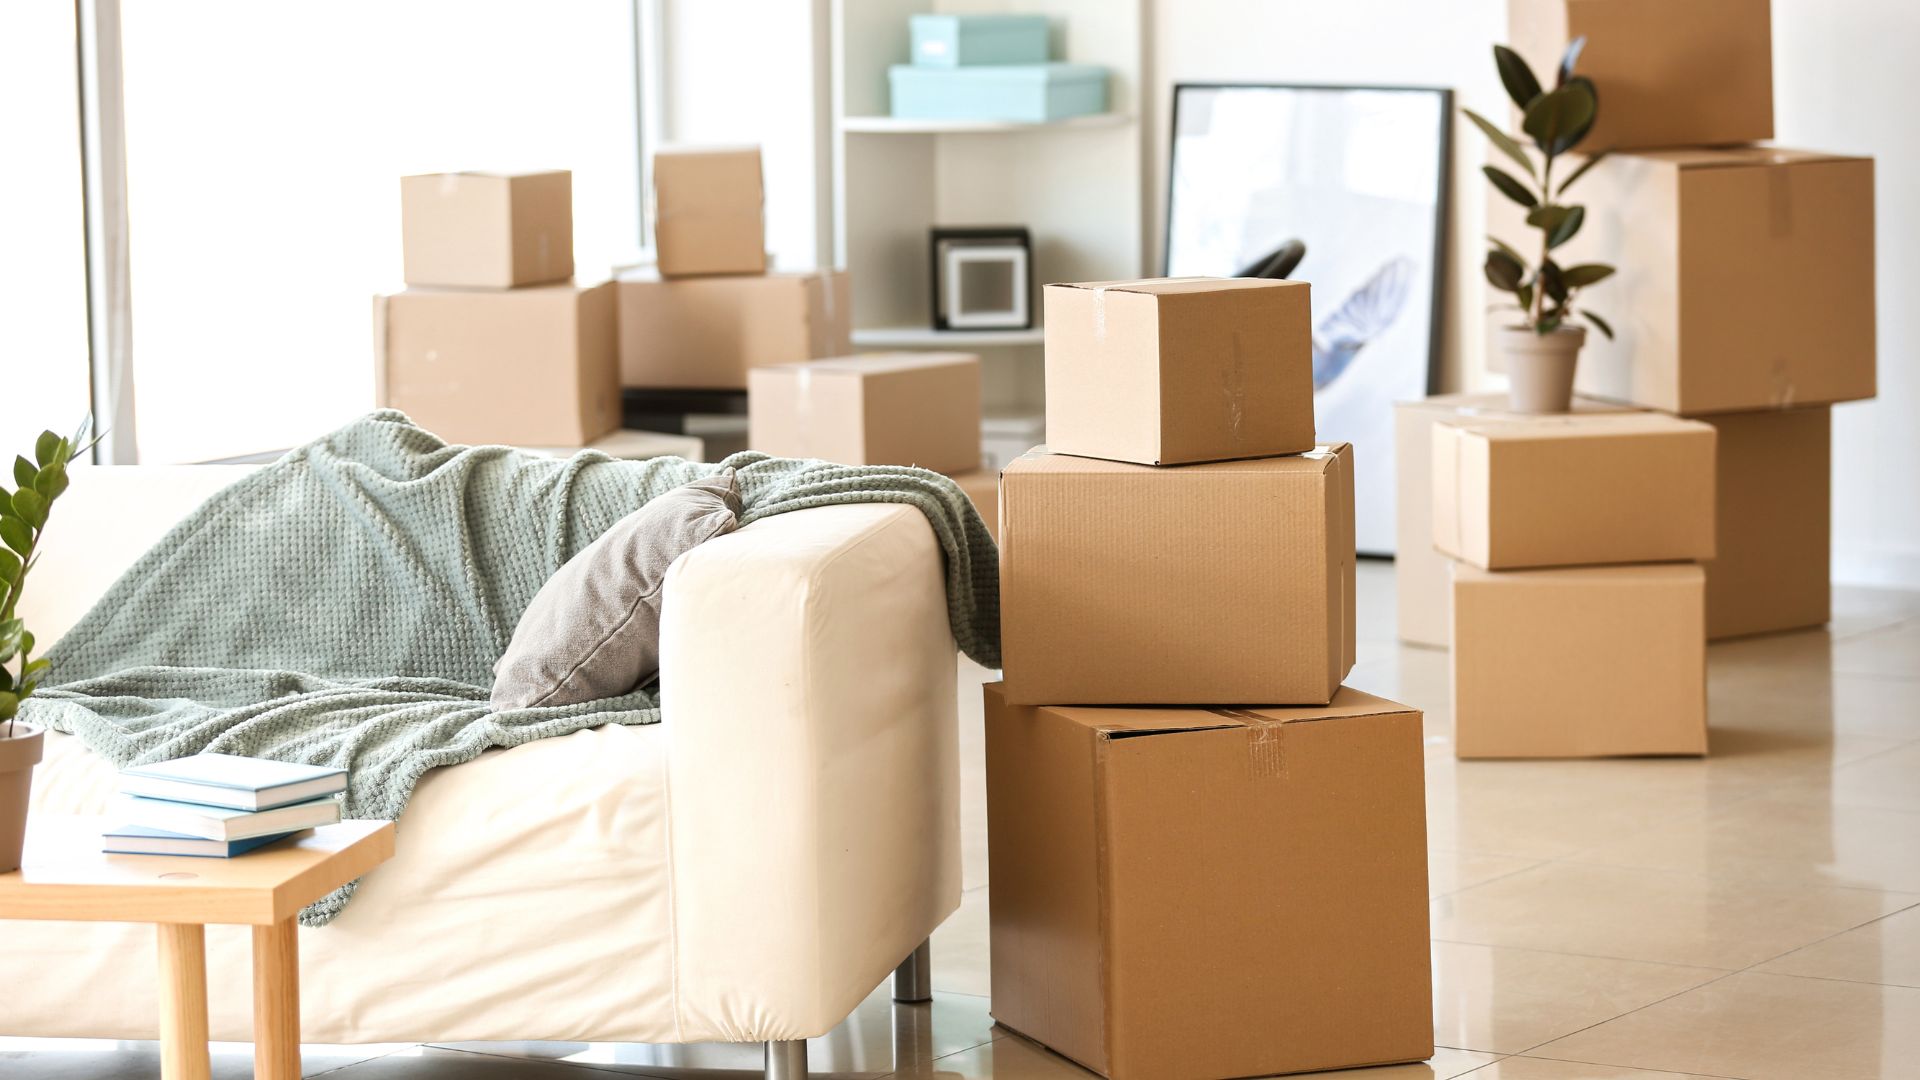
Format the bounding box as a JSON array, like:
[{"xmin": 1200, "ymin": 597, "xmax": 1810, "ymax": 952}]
[{"xmin": 930, "ymin": 226, "xmax": 1033, "ymax": 331}]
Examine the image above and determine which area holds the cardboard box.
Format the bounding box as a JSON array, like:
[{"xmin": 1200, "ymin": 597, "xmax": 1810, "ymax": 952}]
[
  {"xmin": 1000, "ymin": 445, "xmax": 1354, "ymax": 706},
  {"xmin": 1433, "ymin": 412, "xmax": 1716, "ymax": 571},
  {"xmin": 1452, "ymin": 563, "xmax": 1707, "ymax": 758},
  {"xmin": 984, "ymin": 683, "xmax": 1433, "ymax": 1079},
  {"xmin": 374, "ymin": 282, "xmax": 619, "ymax": 447},
  {"xmin": 616, "ymin": 269, "xmax": 851, "ymax": 389},
  {"xmin": 1490, "ymin": 147, "xmax": 1876, "ymax": 415},
  {"xmin": 747, "ymin": 352, "xmax": 981, "ymax": 474},
  {"xmin": 951, "ymin": 469, "xmax": 998, "ymax": 541},
  {"xmin": 652, "ymin": 146, "xmax": 768, "ymax": 278},
  {"xmin": 1043, "ymin": 278, "xmax": 1315, "ymax": 466},
  {"xmin": 1509, "ymin": 0, "xmax": 1772, "ymax": 150},
  {"xmin": 400, "ymin": 171, "xmax": 572, "ymax": 289},
  {"xmin": 1394, "ymin": 394, "xmax": 1639, "ymax": 647},
  {"xmin": 1703, "ymin": 406, "xmax": 1831, "ymax": 640}
]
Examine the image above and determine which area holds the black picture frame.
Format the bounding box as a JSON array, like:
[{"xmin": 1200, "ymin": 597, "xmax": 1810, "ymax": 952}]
[{"xmin": 929, "ymin": 225, "xmax": 1035, "ymax": 331}]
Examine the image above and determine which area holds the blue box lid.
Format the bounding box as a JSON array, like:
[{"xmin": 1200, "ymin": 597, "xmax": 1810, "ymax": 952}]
[{"xmin": 889, "ymin": 62, "xmax": 1108, "ymax": 86}]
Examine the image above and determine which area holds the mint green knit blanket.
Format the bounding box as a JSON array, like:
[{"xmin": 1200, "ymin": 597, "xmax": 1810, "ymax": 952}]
[{"xmin": 27, "ymin": 411, "xmax": 999, "ymax": 924}]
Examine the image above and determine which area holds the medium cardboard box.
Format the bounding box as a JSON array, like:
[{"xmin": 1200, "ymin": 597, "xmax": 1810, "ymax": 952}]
[
  {"xmin": 652, "ymin": 146, "xmax": 767, "ymax": 278},
  {"xmin": 1509, "ymin": 0, "xmax": 1772, "ymax": 150},
  {"xmin": 1452, "ymin": 563, "xmax": 1707, "ymax": 758},
  {"xmin": 1000, "ymin": 445, "xmax": 1354, "ymax": 706},
  {"xmin": 984, "ymin": 683, "xmax": 1433, "ymax": 1079},
  {"xmin": 617, "ymin": 269, "xmax": 851, "ymax": 389},
  {"xmin": 1394, "ymin": 394, "xmax": 1638, "ymax": 648},
  {"xmin": 374, "ymin": 282, "xmax": 619, "ymax": 447},
  {"xmin": 1703, "ymin": 406, "xmax": 1831, "ymax": 640},
  {"xmin": 951, "ymin": 469, "xmax": 998, "ymax": 541},
  {"xmin": 1432, "ymin": 412, "xmax": 1715, "ymax": 571},
  {"xmin": 400, "ymin": 171, "xmax": 572, "ymax": 289},
  {"xmin": 1043, "ymin": 278, "xmax": 1315, "ymax": 466},
  {"xmin": 1490, "ymin": 147, "xmax": 1876, "ymax": 415},
  {"xmin": 747, "ymin": 352, "xmax": 981, "ymax": 474}
]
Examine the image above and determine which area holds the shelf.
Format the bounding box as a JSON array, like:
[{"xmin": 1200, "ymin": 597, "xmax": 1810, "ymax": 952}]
[
  {"xmin": 840, "ymin": 112, "xmax": 1132, "ymax": 135},
  {"xmin": 852, "ymin": 326, "xmax": 1044, "ymax": 348}
]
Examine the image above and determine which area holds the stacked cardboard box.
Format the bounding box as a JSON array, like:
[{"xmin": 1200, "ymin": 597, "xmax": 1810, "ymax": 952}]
[
  {"xmin": 618, "ymin": 146, "xmax": 851, "ymax": 390},
  {"xmin": 1433, "ymin": 413, "xmax": 1717, "ymax": 758},
  {"xmin": 376, "ymin": 171, "xmax": 621, "ymax": 447},
  {"xmin": 1501, "ymin": 0, "xmax": 1875, "ymax": 640},
  {"xmin": 989, "ymin": 277, "xmax": 1433, "ymax": 1078}
]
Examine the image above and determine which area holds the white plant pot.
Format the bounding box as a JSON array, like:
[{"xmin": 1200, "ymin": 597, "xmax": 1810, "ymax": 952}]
[{"xmin": 1495, "ymin": 325, "xmax": 1587, "ymax": 414}]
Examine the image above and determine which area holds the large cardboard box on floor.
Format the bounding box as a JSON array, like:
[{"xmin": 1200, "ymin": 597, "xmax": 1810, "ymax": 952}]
[
  {"xmin": 984, "ymin": 683, "xmax": 1433, "ymax": 1079},
  {"xmin": 616, "ymin": 269, "xmax": 850, "ymax": 389},
  {"xmin": 1703, "ymin": 406, "xmax": 1831, "ymax": 640},
  {"xmin": 747, "ymin": 352, "xmax": 981, "ymax": 474},
  {"xmin": 374, "ymin": 281, "xmax": 618, "ymax": 447},
  {"xmin": 1043, "ymin": 278, "xmax": 1315, "ymax": 466},
  {"xmin": 1433, "ymin": 413, "xmax": 1716, "ymax": 570},
  {"xmin": 652, "ymin": 145, "xmax": 768, "ymax": 278},
  {"xmin": 400, "ymin": 171, "xmax": 573, "ymax": 289},
  {"xmin": 1394, "ymin": 393, "xmax": 1638, "ymax": 647},
  {"xmin": 1508, "ymin": 0, "xmax": 1772, "ymax": 150},
  {"xmin": 1489, "ymin": 147, "xmax": 1876, "ymax": 415},
  {"xmin": 1000, "ymin": 445, "xmax": 1354, "ymax": 706},
  {"xmin": 1452, "ymin": 563, "xmax": 1707, "ymax": 759}
]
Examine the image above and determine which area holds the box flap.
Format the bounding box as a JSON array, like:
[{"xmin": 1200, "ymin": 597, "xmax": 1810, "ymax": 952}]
[
  {"xmin": 1051, "ymin": 276, "xmax": 1291, "ymax": 297},
  {"xmin": 1038, "ymin": 687, "xmax": 1418, "ymax": 739},
  {"xmin": 1449, "ymin": 412, "xmax": 1712, "ymax": 443},
  {"xmin": 1454, "ymin": 563, "xmax": 1707, "ymax": 587},
  {"xmin": 758, "ymin": 351, "xmax": 977, "ymax": 377},
  {"xmin": 1623, "ymin": 146, "xmax": 1869, "ymax": 170},
  {"xmin": 1009, "ymin": 444, "xmax": 1346, "ymax": 477}
]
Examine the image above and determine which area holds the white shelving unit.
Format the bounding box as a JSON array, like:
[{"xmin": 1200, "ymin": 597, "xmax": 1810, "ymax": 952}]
[{"xmin": 830, "ymin": 0, "xmax": 1145, "ymax": 418}]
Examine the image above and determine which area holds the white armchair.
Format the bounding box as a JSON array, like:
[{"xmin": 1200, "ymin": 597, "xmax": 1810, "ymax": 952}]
[{"xmin": 3, "ymin": 465, "xmax": 962, "ymax": 1079}]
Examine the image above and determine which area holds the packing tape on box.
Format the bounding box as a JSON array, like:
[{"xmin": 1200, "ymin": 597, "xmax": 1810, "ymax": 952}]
[{"xmin": 1212, "ymin": 708, "xmax": 1290, "ymax": 780}]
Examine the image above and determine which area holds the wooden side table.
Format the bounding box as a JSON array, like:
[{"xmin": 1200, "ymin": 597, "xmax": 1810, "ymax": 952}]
[{"xmin": 0, "ymin": 816, "xmax": 394, "ymax": 1080}]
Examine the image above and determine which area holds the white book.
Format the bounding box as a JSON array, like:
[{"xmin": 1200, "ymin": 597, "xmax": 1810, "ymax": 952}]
[
  {"xmin": 116, "ymin": 794, "xmax": 342, "ymax": 842},
  {"xmin": 118, "ymin": 753, "xmax": 347, "ymax": 811}
]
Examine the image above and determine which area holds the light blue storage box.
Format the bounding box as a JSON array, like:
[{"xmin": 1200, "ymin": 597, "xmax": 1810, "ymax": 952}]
[
  {"xmin": 909, "ymin": 14, "xmax": 1050, "ymax": 67},
  {"xmin": 888, "ymin": 63, "xmax": 1109, "ymax": 123}
]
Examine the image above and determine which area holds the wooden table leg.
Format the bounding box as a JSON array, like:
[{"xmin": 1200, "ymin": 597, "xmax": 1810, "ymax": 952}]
[
  {"xmin": 155, "ymin": 923, "xmax": 211, "ymax": 1080},
  {"xmin": 252, "ymin": 917, "xmax": 302, "ymax": 1080}
]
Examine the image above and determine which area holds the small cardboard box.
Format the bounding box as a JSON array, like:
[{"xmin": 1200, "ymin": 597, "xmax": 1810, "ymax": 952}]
[
  {"xmin": 1490, "ymin": 147, "xmax": 1876, "ymax": 415},
  {"xmin": 951, "ymin": 469, "xmax": 998, "ymax": 541},
  {"xmin": 1043, "ymin": 278, "xmax": 1315, "ymax": 466},
  {"xmin": 374, "ymin": 281, "xmax": 619, "ymax": 447},
  {"xmin": 1001, "ymin": 445, "xmax": 1354, "ymax": 706},
  {"xmin": 400, "ymin": 171, "xmax": 572, "ymax": 289},
  {"xmin": 1703, "ymin": 406, "xmax": 1831, "ymax": 640},
  {"xmin": 1394, "ymin": 394, "xmax": 1638, "ymax": 648},
  {"xmin": 984, "ymin": 683, "xmax": 1433, "ymax": 1079},
  {"xmin": 617, "ymin": 269, "xmax": 851, "ymax": 389},
  {"xmin": 1509, "ymin": 0, "xmax": 1772, "ymax": 150},
  {"xmin": 1452, "ymin": 563, "xmax": 1707, "ymax": 759},
  {"xmin": 1432, "ymin": 413, "xmax": 1716, "ymax": 571},
  {"xmin": 747, "ymin": 352, "xmax": 981, "ymax": 474},
  {"xmin": 652, "ymin": 146, "xmax": 768, "ymax": 278}
]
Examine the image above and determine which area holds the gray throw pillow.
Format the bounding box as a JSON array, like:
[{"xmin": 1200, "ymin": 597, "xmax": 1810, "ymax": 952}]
[{"xmin": 491, "ymin": 468, "xmax": 742, "ymax": 710}]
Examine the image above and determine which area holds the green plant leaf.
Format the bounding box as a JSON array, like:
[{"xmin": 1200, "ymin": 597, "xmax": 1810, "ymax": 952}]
[
  {"xmin": 0, "ymin": 517, "xmax": 28, "ymax": 557},
  {"xmin": 1558, "ymin": 35, "xmax": 1587, "ymax": 86},
  {"xmin": 0, "ymin": 549, "xmax": 17, "ymax": 584},
  {"xmin": 1547, "ymin": 204, "xmax": 1586, "ymax": 248},
  {"xmin": 1485, "ymin": 249, "xmax": 1526, "ymax": 292},
  {"xmin": 1527, "ymin": 204, "xmax": 1570, "ymax": 231},
  {"xmin": 11, "ymin": 457, "xmax": 34, "ymax": 490},
  {"xmin": 1462, "ymin": 108, "xmax": 1536, "ymax": 180},
  {"xmin": 1517, "ymin": 281, "xmax": 1534, "ymax": 313},
  {"xmin": 1557, "ymin": 151, "xmax": 1609, "ymax": 195},
  {"xmin": 1537, "ymin": 314, "xmax": 1564, "ymax": 334},
  {"xmin": 12, "ymin": 488, "xmax": 47, "ymax": 529},
  {"xmin": 1489, "ymin": 236, "xmax": 1525, "ymax": 264},
  {"xmin": 1484, "ymin": 165, "xmax": 1539, "ymax": 208},
  {"xmin": 1557, "ymin": 77, "xmax": 1599, "ymax": 152},
  {"xmin": 1581, "ymin": 309, "xmax": 1616, "ymax": 340},
  {"xmin": 0, "ymin": 619, "xmax": 21, "ymax": 663},
  {"xmin": 1522, "ymin": 82, "xmax": 1596, "ymax": 157},
  {"xmin": 1494, "ymin": 44, "xmax": 1543, "ymax": 111},
  {"xmin": 33, "ymin": 464, "xmax": 67, "ymax": 501},
  {"xmin": 0, "ymin": 691, "xmax": 15, "ymax": 721},
  {"xmin": 23, "ymin": 657, "xmax": 47, "ymax": 678},
  {"xmin": 0, "ymin": 667, "xmax": 10, "ymax": 692},
  {"xmin": 1540, "ymin": 260, "xmax": 1568, "ymax": 302},
  {"xmin": 33, "ymin": 432, "xmax": 59, "ymax": 467},
  {"xmin": 1560, "ymin": 263, "xmax": 1615, "ymax": 289},
  {"xmin": 19, "ymin": 631, "xmax": 32, "ymax": 656}
]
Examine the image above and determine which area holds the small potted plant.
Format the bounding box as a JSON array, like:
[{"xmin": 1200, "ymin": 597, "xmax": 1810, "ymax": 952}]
[
  {"xmin": 1465, "ymin": 38, "xmax": 1615, "ymax": 413},
  {"xmin": 0, "ymin": 421, "xmax": 95, "ymax": 873}
]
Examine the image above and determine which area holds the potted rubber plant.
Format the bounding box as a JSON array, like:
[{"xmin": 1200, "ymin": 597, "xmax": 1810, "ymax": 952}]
[
  {"xmin": 0, "ymin": 420, "xmax": 95, "ymax": 872},
  {"xmin": 1465, "ymin": 38, "xmax": 1615, "ymax": 412}
]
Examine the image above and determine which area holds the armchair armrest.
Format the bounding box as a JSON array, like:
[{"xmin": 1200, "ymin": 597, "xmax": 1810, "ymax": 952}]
[{"xmin": 657, "ymin": 503, "xmax": 961, "ymax": 1042}]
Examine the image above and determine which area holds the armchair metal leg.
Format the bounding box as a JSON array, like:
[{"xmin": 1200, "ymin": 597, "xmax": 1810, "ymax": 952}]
[
  {"xmin": 764, "ymin": 1038, "xmax": 808, "ymax": 1080},
  {"xmin": 892, "ymin": 937, "xmax": 933, "ymax": 1003}
]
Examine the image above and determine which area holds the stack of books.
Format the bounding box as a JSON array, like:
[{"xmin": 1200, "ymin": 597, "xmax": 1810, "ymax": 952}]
[{"xmin": 103, "ymin": 753, "xmax": 346, "ymax": 858}]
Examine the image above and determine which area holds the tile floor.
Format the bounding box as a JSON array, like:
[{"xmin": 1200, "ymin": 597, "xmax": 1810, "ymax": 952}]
[{"xmin": 5, "ymin": 562, "xmax": 1918, "ymax": 1079}]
